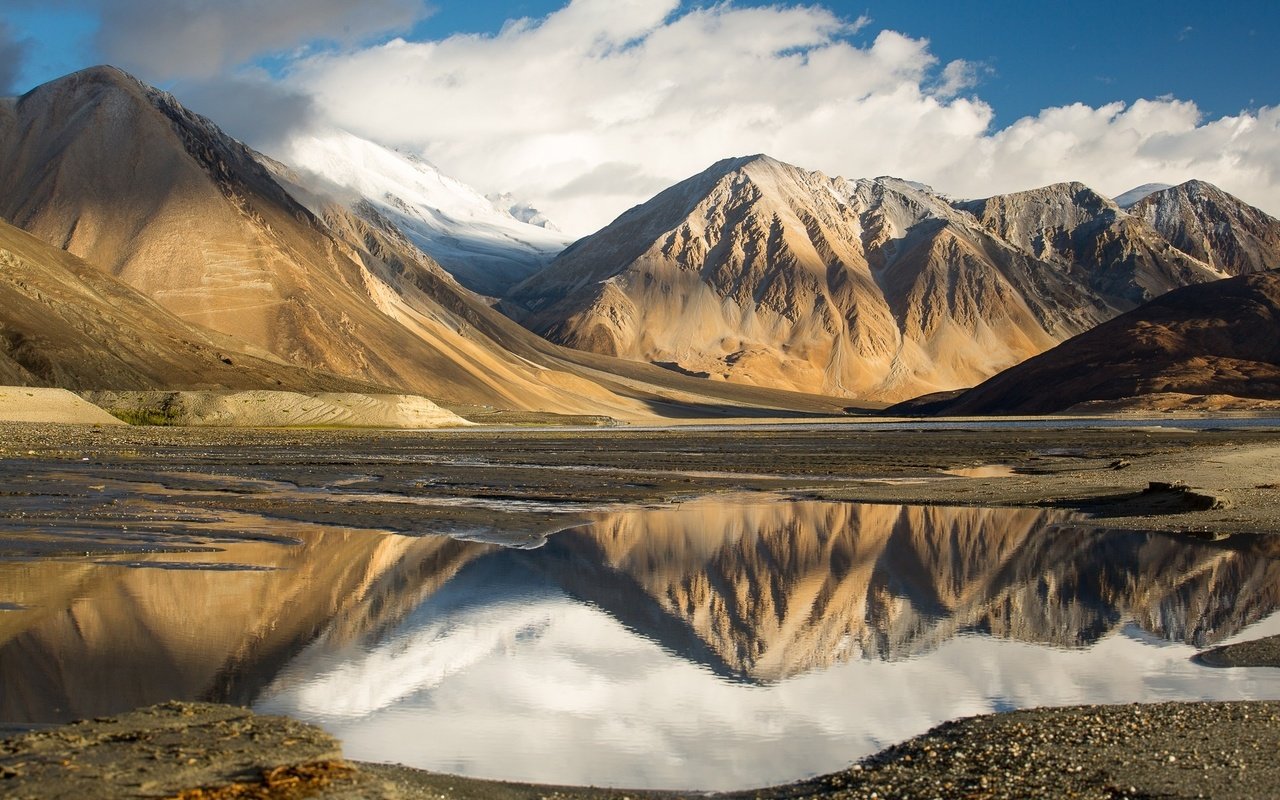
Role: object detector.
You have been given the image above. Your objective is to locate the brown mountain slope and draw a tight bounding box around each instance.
[507,156,1225,401]
[0,67,848,419]
[0,66,597,411]
[942,269,1280,415]
[0,217,374,392]
[1128,180,1280,276]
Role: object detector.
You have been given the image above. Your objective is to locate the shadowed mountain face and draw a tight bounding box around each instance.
[1129,181,1280,277]
[507,157,1270,401]
[7,496,1280,725]
[943,269,1280,415]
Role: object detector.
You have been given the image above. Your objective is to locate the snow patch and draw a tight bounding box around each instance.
[1114,183,1174,209]
[275,129,573,296]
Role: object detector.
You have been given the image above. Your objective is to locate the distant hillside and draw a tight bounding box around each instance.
[940,269,1280,415]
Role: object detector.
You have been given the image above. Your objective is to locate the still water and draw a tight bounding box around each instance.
[3,496,1280,790]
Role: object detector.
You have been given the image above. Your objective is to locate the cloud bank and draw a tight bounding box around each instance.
[28,0,1277,236]
[264,0,1280,236]
[19,0,432,81]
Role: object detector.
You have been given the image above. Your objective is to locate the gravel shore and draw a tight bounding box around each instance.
[4,701,1279,799]
[2,419,1279,797]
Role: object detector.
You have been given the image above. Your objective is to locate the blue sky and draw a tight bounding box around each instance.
[3,1,1279,233]
[6,1,1276,128]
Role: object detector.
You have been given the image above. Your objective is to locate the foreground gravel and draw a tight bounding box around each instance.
[3,702,1278,799]
[744,701,1280,800]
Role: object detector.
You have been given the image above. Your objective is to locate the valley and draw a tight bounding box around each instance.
[1,52,1280,800]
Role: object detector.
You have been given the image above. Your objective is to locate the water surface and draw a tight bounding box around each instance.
[3,495,1280,790]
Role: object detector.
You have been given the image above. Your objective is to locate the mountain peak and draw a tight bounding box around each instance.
[24,65,145,99]
[1128,179,1280,276]
[1174,178,1228,197]
[697,153,802,183]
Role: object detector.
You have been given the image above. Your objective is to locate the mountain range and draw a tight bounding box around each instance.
[506,156,1279,402]
[0,66,846,421]
[1,65,1278,418]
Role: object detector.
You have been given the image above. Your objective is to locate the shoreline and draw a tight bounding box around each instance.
[2,417,1277,537]
[2,419,1279,797]
[4,700,1280,799]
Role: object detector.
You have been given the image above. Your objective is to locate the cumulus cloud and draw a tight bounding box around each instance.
[283,0,957,233]
[949,100,1280,211]
[17,0,433,81]
[0,21,31,94]
[212,0,1277,236]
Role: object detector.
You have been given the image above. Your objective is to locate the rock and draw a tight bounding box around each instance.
[0,702,342,799]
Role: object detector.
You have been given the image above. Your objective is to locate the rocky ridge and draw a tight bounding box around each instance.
[508,156,1280,401]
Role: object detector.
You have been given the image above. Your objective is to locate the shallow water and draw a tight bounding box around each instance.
[4,495,1280,790]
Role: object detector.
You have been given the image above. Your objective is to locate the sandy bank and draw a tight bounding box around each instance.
[0,387,123,425]
[84,390,474,428]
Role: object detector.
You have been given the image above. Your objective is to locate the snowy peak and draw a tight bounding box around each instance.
[486,193,560,231]
[274,129,573,297]
[1114,183,1174,209]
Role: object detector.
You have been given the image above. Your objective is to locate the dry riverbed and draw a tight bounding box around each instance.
[2,418,1280,797]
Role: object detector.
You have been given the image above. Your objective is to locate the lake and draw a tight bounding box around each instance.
[3,495,1280,790]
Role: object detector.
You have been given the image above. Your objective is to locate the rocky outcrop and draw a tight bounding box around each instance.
[1128,180,1280,276]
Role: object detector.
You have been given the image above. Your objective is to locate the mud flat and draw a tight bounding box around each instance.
[1,417,1278,537]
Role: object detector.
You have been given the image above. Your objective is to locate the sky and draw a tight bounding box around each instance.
[3,1,1279,235]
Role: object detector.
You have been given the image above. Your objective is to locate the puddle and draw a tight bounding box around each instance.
[940,464,1019,478]
[3,494,1279,790]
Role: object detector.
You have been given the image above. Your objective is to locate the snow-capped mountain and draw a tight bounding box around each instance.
[486,192,561,231]
[273,129,573,296]
[1113,183,1174,209]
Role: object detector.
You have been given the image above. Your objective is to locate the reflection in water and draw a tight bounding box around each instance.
[3,496,1280,789]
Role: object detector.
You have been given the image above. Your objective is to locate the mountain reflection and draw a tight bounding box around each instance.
[3,495,1280,724]
[535,500,1280,680]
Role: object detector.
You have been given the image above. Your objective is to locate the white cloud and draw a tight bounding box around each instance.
[253,0,1280,236]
